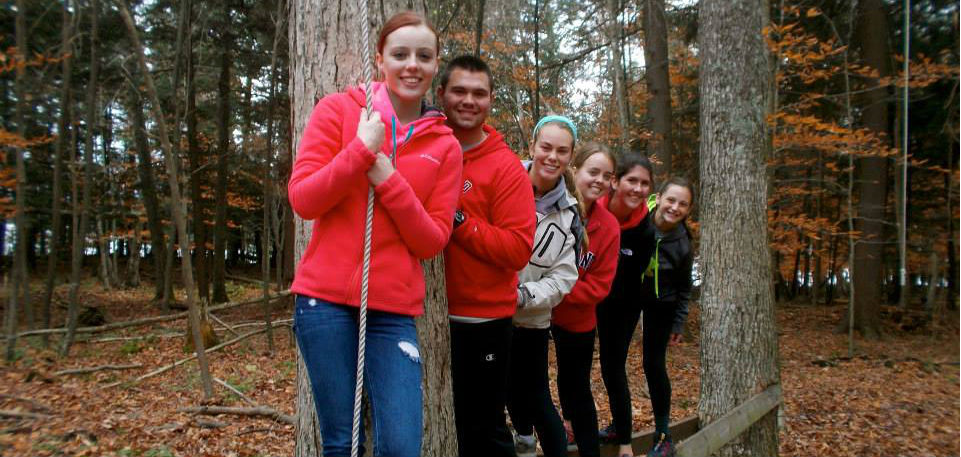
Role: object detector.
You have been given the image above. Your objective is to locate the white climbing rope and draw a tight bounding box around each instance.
[351,0,375,456]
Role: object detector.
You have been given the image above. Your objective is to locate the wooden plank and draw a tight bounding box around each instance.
[675,384,782,457]
[544,415,699,457]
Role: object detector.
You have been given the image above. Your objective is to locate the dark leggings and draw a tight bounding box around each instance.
[552,326,600,457]
[642,304,674,427]
[508,327,568,457]
[595,297,643,445]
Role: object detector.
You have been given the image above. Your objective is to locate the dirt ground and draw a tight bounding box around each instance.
[1,282,958,456]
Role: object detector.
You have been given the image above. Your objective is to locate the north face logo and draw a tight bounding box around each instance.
[463,180,473,193]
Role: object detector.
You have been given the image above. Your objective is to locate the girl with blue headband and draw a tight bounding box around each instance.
[509,115,586,457]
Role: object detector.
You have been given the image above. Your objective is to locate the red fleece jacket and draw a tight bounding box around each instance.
[288,83,463,316]
[552,201,621,332]
[444,125,536,318]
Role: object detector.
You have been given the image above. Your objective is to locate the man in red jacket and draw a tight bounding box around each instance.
[438,55,537,457]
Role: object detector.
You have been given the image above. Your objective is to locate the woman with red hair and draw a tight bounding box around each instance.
[288,11,461,457]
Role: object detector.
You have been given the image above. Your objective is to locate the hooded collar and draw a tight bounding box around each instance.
[523,160,576,215]
[346,83,450,147]
[463,124,504,158]
[599,194,648,230]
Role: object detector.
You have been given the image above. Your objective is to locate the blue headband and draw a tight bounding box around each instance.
[533,115,578,143]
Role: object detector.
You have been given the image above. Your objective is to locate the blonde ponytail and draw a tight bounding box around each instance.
[563,168,590,252]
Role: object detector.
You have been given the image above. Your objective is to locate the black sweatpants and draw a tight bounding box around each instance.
[552,325,600,457]
[642,303,674,428]
[595,297,643,445]
[508,327,568,457]
[450,318,517,457]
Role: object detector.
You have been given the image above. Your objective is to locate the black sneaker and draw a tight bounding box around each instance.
[598,424,618,443]
[646,432,675,457]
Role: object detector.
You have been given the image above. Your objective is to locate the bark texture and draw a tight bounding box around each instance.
[697,0,781,455]
[417,257,458,456]
[128,85,166,302]
[42,0,70,340]
[212,0,233,304]
[606,0,631,152]
[848,0,892,339]
[643,0,673,178]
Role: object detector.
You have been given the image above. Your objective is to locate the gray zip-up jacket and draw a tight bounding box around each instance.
[513,163,580,329]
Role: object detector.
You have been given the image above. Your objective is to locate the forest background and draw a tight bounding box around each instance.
[0,0,958,456]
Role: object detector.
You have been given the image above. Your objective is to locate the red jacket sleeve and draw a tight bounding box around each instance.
[563,224,620,312]
[375,140,463,259]
[288,96,376,220]
[451,164,536,271]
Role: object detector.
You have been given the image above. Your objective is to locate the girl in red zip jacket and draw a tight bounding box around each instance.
[551,142,621,457]
[288,12,462,457]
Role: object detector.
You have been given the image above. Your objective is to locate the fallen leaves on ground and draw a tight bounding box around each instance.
[1,283,957,457]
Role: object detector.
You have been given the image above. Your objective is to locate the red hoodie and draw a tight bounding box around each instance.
[598,194,648,230]
[444,125,536,319]
[288,83,463,316]
[552,201,621,332]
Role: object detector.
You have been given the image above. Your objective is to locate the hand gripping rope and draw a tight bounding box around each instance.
[351,0,374,456]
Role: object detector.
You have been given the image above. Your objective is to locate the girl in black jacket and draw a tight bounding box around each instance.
[638,177,694,457]
[595,154,655,457]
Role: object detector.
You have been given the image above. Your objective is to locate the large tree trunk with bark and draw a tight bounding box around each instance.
[212,1,233,304]
[63,0,99,357]
[42,0,71,343]
[643,0,673,178]
[289,0,456,455]
[697,1,781,456]
[848,0,892,339]
[128,85,167,303]
[184,1,209,304]
[417,257,458,456]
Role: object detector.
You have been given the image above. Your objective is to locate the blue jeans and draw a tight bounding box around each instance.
[294,295,423,457]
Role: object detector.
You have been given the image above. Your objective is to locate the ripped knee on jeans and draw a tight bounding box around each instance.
[397,340,421,363]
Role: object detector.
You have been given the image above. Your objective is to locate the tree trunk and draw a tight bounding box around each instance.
[118,0,214,399]
[42,0,71,345]
[924,249,939,323]
[97,217,112,290]
[947,137,958,310]
[473,0,486,56]
[184,0,209,304]
[607,0,630,152]
[697,1,780,456]
[128,84,166,303]
[812,151,824,306]
[127,218,142,287]
[643,0,673,178]
[849,0,892,340]
[261,0,288,354]
[533,0,541,121]
[212,1,233,304]
[6,0,30,362]
[417,257,458,456]
[289,1,455,454]
[63,0,99,357]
